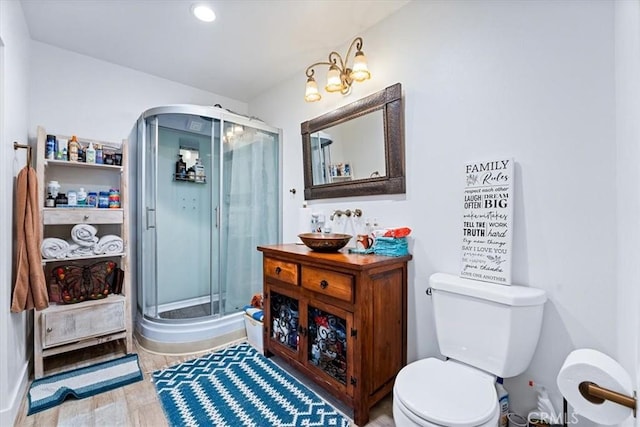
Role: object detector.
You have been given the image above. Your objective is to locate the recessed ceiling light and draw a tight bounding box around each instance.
[192,4,216,22]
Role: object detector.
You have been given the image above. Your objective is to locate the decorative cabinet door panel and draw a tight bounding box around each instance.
[306,299,354,397]
[268,288,300,354]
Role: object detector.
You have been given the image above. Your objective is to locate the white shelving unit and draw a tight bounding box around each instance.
[34,125,132,379]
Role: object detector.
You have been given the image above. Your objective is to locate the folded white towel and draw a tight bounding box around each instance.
[71,224,99,247]
[93,235,124,255]
[41,238,70,259]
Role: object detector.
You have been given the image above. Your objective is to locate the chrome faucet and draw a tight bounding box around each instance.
[330,208,363,221]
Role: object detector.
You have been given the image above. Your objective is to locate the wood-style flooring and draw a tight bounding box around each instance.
[13,338,395,427]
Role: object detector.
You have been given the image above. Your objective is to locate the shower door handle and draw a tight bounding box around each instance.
[146,207,156,229]
[215,206,219,228]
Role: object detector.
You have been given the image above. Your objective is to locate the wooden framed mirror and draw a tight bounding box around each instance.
[301,83,405,200]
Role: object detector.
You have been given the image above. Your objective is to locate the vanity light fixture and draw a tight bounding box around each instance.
[304,37,371,102]
[192,4,216,22]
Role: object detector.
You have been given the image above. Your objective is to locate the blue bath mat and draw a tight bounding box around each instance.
[153,342,349,426]
[28,353,143,415]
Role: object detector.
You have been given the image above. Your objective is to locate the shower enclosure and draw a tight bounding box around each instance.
[129,105,280,352]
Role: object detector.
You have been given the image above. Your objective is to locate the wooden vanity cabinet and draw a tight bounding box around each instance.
[257,244,412,426]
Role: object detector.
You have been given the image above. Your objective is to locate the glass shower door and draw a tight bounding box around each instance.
[220,120,280,313]
[140,116,158,319]
[140,113,220,321]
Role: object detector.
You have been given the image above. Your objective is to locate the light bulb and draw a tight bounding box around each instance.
[305,77,321,102]
[325,65,344,93]
[350,51,370,82]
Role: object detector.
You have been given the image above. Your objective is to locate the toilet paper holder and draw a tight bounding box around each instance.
[579,381,636,417]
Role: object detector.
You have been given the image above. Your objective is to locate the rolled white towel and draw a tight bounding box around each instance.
[41,238,70,259]
[71,224,99,247]
[93,235,124,255]
[67,243,96,258]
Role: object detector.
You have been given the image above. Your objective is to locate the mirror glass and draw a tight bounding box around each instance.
[178,138,201,170]
[301,83,405,200]
[310,109,385,185]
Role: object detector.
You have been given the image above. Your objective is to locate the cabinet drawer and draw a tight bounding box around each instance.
[43,208,123,225]
[42,300,125,348]
[264,257,299,286]
[302,266,353,302]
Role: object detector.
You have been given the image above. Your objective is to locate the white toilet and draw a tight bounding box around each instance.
[393,272,547,427]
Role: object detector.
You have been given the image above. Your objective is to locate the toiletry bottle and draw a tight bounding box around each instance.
[68,135,80,162]
[496,377,509,427]
[95,144,103,164]
[57,138,68,160]
[45,193,55,207]
[46,135,56,160]
[67,190,77,206]
[77,187,87,206]
[175,155,187,179]
[86,142,96,163]
[87,191,98,208]
[195,158,205,183]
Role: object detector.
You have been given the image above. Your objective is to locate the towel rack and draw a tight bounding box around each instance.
[13,142,32,167]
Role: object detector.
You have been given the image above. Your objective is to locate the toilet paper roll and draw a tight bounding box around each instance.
[557,348,633,425]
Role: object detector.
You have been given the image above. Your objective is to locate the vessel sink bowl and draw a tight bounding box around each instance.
[298,233,352,252]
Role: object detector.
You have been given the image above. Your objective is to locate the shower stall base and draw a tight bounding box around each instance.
[157,295,220,319]
[135,312,246,355]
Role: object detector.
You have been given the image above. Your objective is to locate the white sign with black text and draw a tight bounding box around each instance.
[460,158,514,285]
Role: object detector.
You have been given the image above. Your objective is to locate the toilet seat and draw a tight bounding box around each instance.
[394,358,498,426]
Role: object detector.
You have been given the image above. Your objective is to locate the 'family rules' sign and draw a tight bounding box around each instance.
[460,158,514,285]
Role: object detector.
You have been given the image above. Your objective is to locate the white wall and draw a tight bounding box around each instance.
[2,26,247,427]
[615,1,640,426]
[0,1,32,424]
[250,0,618,420]
[29,42,248,143]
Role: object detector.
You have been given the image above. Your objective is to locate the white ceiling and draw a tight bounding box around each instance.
[20,0,410,102]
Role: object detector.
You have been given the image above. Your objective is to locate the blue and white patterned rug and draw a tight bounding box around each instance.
[28,353,143,415]
[153,343,350,427]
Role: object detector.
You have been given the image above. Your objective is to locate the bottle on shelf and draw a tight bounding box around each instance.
[175,155,187,179]
[67,190,77,206]
[108,189,120,208]
[195,158,205,183]
[45,193,55,207]
[68,135,80,162]
[86,142,96,164]
[77,187,87,205]
[96,144,103,164]
[45,135,56,160]
[87,191,98,208]
[47,180,60,198]
[98,191,110,208]
[55,193,67,207]
[57,138,68,161]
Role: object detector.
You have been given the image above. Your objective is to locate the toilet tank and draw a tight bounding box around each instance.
[430,273,546,378]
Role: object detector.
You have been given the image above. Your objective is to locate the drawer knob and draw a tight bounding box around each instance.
[320,280,329,289]
[46,327,52,333]
[275,266,282,275]
[83,215,89,220]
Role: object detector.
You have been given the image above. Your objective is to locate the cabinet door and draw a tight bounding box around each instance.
[306,299,354,397]
[266,286,300,355]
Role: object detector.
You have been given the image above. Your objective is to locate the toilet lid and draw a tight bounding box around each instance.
[394,358,498,427]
